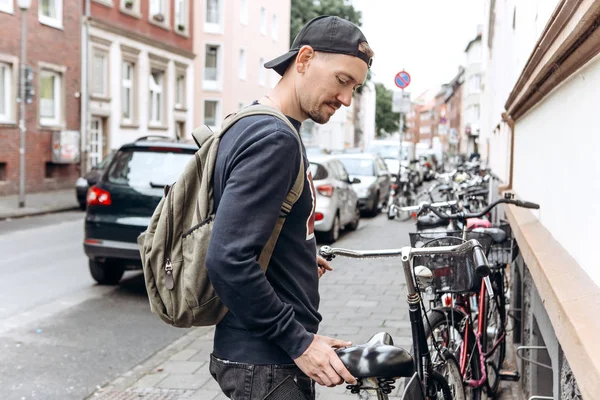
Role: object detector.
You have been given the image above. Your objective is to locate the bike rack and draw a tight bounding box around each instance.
[516,346,552,369]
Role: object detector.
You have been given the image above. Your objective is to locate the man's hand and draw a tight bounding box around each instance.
[317,255,333,279]
[294,335,357,387]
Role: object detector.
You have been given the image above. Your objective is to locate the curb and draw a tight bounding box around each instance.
[0,205,81,221]
[85,327,214,399]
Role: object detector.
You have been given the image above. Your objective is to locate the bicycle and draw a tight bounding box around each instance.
[405,195,539,398]
[320,239,491,399]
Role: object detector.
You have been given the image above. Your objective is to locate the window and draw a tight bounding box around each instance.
[121,61,134,122]
[204,100,219,128]
[260,7,267,35]
[175,72,185,109]
[0,62,11,122]
[271,14,278,41]
[149,70,164,125]
[39,0,63,28]
[175,0,187,32]
[469,74,481,94]
[0,0,14,14]
[240,0,248,24]
[205,0,222,32]
[239,49,246,80]
[420,125,431,135]
[120,0,140,15]
[39,70,62,126]
[92,50,108,97]
[149,0,164,16]
[204,44,222,90]
[269,70,280,88]
[259,57,265,86]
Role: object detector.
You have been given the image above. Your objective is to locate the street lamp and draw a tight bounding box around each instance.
[17,0,31,208]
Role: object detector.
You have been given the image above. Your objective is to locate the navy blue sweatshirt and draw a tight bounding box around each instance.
[205,107,322,364]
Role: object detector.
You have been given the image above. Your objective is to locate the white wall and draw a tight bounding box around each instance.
[359,81,376,151]
[512,52,600,285]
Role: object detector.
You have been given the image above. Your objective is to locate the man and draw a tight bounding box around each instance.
[205,16,374,399]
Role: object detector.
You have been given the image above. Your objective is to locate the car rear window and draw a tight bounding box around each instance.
[339,158,375,176]
[106,148,194,188]
[309,163,328,180]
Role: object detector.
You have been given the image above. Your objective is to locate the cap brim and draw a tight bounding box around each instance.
[264,50,299,76]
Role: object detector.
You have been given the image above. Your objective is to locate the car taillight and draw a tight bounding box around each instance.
[317,184,334,197]
[315,212,324,221]
[425,162,432,168]
[87,186,112,206]
[392,183,398,190]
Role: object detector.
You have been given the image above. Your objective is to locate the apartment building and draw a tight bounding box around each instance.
[193,0,291,131]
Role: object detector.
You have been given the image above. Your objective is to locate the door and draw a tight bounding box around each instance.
[89,117,104,169]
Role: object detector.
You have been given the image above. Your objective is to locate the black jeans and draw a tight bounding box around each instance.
[209,354,315,400]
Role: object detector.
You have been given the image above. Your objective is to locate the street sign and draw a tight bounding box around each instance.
[392,91,411,113]
[394,70,411,89]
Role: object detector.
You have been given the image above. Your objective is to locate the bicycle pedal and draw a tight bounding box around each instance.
[499,370,520,381]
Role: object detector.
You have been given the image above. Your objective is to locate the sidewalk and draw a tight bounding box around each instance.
[0,189,79,220]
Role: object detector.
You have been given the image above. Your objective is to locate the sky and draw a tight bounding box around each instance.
[351,0,485,100]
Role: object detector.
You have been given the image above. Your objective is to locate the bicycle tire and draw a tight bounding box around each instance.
[425,308,483,400]
[480,271,506,396]
[428,369,453,400]
[433,350,466,400]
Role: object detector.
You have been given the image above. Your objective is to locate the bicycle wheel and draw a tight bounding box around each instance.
[425,308,483,400]
[480,270,506,396]
[427,369,453,400]
[433,349,466,400]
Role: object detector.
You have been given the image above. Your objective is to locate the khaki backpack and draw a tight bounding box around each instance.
[137,105,305,328]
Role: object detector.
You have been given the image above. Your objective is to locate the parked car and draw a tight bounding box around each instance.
[309,155,361,243]
[83,137,196,284]
[75,151,115,210]
[336,153,392,216]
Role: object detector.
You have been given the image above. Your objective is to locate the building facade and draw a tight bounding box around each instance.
[461,32,483,155]
[84,0,195,170]
[0,0,81,195]
[193,0,290,131]
[481,0,600,397]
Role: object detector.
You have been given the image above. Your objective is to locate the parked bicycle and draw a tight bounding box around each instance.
[402,195,539,398]
[320,238,492,399]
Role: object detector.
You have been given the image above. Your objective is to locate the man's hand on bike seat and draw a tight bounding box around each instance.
[294,334,358,387]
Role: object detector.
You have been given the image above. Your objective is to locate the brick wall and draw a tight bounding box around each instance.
[0,0,81,195]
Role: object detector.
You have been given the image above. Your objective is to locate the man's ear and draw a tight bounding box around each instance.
[296,45,315,74]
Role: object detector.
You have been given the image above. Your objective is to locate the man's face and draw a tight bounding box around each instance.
[298,51,369,124]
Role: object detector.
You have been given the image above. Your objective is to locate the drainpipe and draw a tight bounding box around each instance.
[80,0,91,175]
[499,112,515,193]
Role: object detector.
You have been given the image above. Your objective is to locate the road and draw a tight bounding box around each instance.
[0,211,189,400]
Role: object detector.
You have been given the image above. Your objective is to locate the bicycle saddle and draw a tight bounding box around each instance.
[472,227,507,243]
[335,332,414,379]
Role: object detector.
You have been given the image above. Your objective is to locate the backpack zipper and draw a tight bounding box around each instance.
[165,183,175,290]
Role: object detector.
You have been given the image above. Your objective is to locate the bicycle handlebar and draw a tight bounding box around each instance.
[422,198,540,221]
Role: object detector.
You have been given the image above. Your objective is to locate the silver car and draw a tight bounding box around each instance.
[309,155,361,243]
[336,153,392,216]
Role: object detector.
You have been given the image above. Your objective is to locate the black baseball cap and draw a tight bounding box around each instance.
[264,15,372,76]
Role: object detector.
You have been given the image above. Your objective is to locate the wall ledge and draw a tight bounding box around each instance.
[505,203,600,399]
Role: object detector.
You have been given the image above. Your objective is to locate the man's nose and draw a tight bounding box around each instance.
[337,89,353,107]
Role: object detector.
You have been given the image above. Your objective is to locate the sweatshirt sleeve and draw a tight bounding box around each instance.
[205,126,314,360]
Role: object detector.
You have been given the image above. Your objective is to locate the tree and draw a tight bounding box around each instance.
[291,0,362,43]
[375,83,400,137]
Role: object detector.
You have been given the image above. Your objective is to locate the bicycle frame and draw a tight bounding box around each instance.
[320,240,486,399]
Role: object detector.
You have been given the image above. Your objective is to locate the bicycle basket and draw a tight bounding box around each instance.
[411,236,483,293]
[484,223,518,267]
[409,231,493,255]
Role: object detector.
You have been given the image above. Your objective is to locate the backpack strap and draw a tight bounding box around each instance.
[223,105,305,271]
